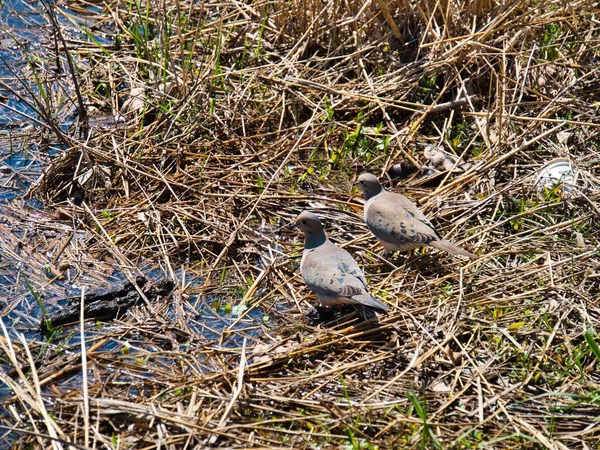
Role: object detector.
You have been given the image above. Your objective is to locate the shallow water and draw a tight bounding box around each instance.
[0,0,121,316]
[1,0,53,204]
[1,0,55,127]
[0,2,274,425]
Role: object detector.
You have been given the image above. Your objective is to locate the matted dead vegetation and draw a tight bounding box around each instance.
[1,0,600,448]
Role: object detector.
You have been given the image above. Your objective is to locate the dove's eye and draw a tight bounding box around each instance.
[302,220,307,225]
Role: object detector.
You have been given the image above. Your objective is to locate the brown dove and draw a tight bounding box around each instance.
[355,173,475,259]
[295,211,389,312]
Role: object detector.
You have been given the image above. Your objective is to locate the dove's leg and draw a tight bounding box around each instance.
[355,306,379,321]
[305,305,336,325]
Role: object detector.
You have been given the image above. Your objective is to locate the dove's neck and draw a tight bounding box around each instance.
[364,185,383,201]
[304,230,327,249]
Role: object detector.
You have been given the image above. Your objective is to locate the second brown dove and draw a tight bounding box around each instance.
[355,173,475,259]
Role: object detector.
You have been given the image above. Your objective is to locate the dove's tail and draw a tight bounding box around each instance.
[429,239,476,260]
[355,295,390,313]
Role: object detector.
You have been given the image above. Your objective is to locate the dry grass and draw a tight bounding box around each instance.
[1,0,600,448]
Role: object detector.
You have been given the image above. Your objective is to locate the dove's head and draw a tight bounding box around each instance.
[355,173,383,200]
[295,211,324,234]
[295,211,327,248]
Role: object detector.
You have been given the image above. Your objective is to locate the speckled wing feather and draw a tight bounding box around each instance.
[365,192,439,250]
[301,241,389,311]
[390,192,441,239]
